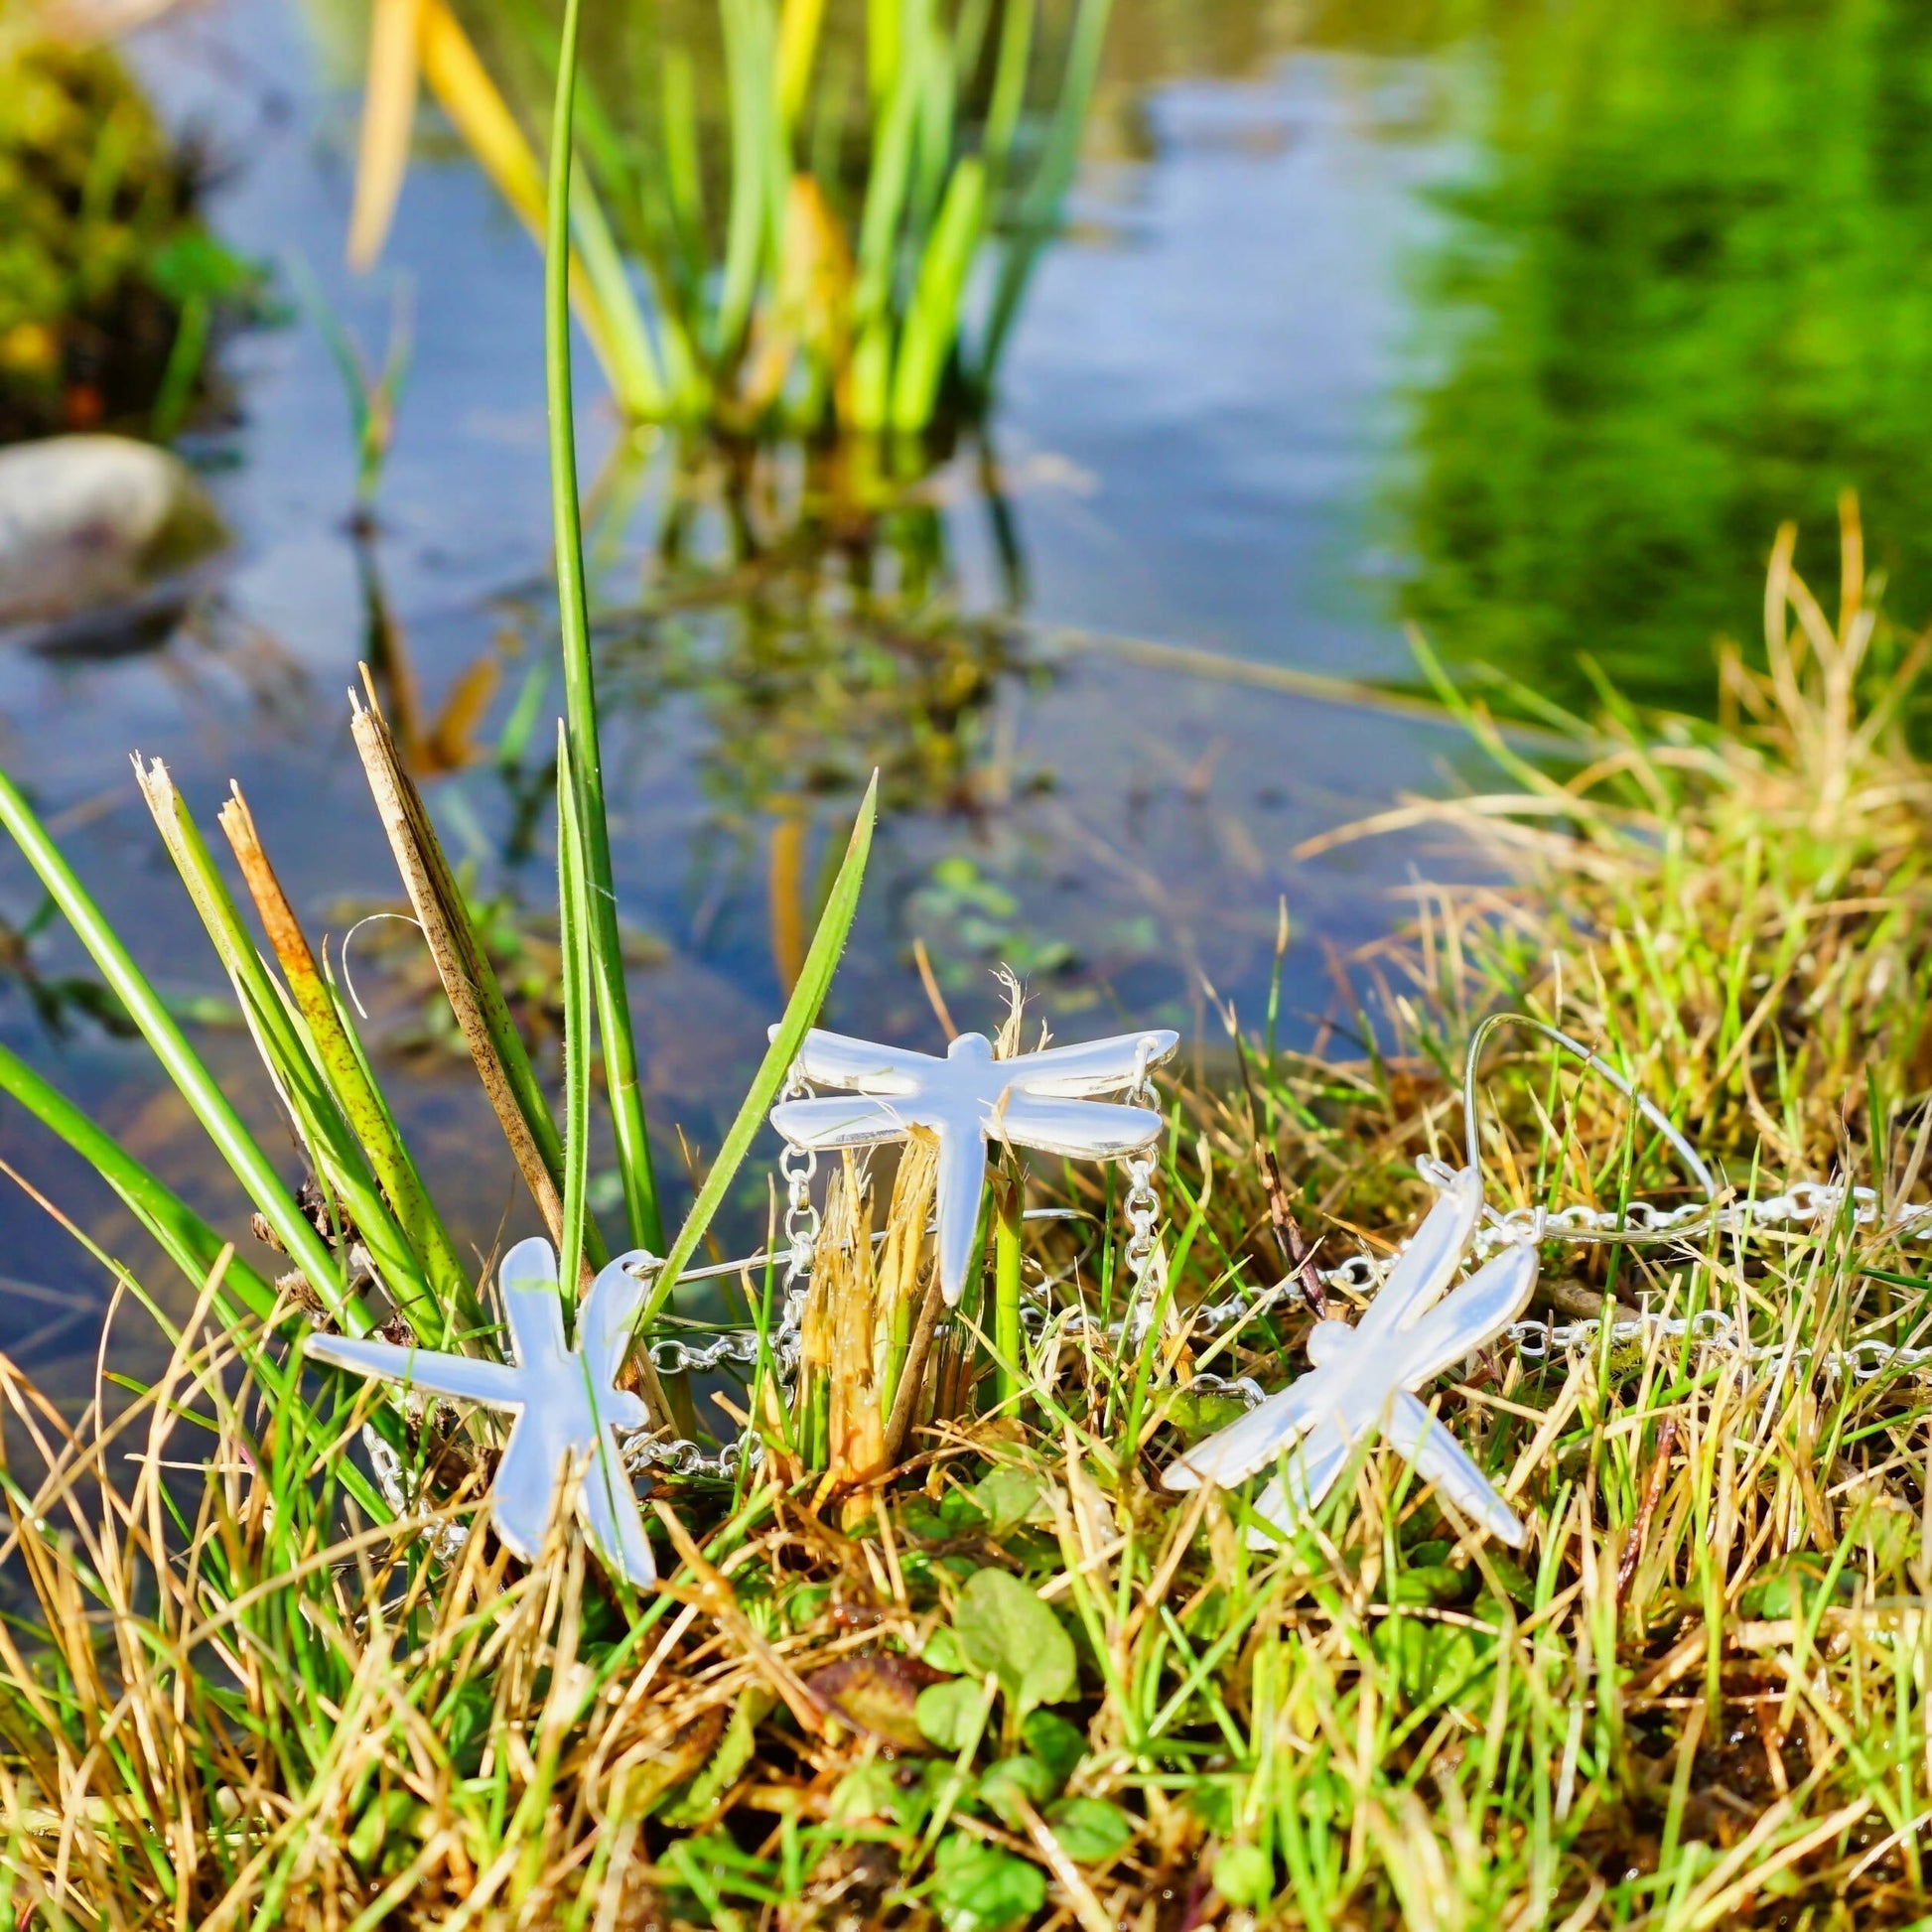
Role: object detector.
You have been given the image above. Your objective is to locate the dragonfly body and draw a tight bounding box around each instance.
[307,1238,657,1586]
[1165,1167,1539,1547]
[770,1025,1179,1304]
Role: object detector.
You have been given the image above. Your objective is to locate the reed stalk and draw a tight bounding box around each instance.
[545,0,663,1259]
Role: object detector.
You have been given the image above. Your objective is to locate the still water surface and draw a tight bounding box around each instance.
[3,0,1915,1383]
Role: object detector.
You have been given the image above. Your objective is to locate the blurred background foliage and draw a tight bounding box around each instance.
[0,3,264,440]
[1395,0,1932,711]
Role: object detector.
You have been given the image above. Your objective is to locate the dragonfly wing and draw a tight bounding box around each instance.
[933,1121,992,1306]
[767,1025,926,1095]
[1243,1421,1353,1548]
[498,1237,571,1373]
[770,1094,911,1152]
[1006,1029,1180,1097]
[305,1333,522,1408]
[1356,1167,1484,1344]
[996,1094,1162,1161]
[1384,1390,1527,1547]
[1393,1241,1539,1390]
[1164,1372,1332,1490]
[577,1440,657,1587]
[486,1410,556,1560]
[580,1251,653,1388]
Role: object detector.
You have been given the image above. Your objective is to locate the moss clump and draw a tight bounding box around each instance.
[0,13,259,441]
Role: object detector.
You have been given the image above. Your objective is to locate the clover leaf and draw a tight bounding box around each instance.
[952,1569,1075,1724]
[932,1834,1045,1932]
[1047,1796,1135,1863]
[916,1676,991,1753]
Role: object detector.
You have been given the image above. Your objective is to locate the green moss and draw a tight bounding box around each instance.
[0,15,260,440]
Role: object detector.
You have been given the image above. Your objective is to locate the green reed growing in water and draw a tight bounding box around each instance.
[350,0,1109,440]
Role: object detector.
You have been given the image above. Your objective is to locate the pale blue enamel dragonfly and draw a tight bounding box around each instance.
[769,1025,1179,1306]
[308,1238,658,1586]
[1164,1167,1539,1547]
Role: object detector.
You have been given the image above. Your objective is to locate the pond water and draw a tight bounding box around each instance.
[3,0,1922,1386]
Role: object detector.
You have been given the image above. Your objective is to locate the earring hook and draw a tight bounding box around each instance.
[1459,1013,1720,1243]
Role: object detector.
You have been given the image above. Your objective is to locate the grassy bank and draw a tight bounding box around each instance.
[4,513,1932,1928]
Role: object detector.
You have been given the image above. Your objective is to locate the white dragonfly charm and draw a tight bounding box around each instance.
[769,1025,1179,1305]
[307,1237,658,1587]
[1164,1167,1539,1547]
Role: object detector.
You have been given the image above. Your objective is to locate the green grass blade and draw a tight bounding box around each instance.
[889,155,984,430]
[555,724,594,1313]
[907,0,953,230]
[847,20,922,427]
[134,760,440,1338]
[0,1039,279,1321]
[547,0,663,1255]
[977,0,1111,384]
[0,765,362,1331]
[638,772,878,1330]
[219,786,481,1341]
[715,0,779,368]
[868,0,901,105]
[568,171,667,416]
[982,0,1035,178]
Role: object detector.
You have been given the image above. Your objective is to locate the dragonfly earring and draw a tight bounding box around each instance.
[769,1023,1179,1305]
[1167,1168,1539,1544]
[1167,1015,1719,1549]
[308,1239,660,1587]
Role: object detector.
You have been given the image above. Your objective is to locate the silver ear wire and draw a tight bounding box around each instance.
[1459,1013,1720,1241]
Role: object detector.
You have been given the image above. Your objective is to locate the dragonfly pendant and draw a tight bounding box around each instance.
[769,1024,1179,1305]
[308,1238,658,1586]
[1165,1168,1539,1547]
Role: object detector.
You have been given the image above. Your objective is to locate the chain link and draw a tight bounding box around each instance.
[779,1060,820,1288]
[1501,1307,1932,1383]
[1118,1040,1167,1348]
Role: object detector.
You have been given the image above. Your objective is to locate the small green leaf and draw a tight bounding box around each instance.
[977,1754,1054,1829]
[953,1569,1076,1720]
[922,1625,965,1674]
[1047,1796,1134,1863]
[915,1677,987,1753]
[444,1683,493,1779]
[829,1761,901,1823]
[932,1834,1045,1932]
[1186,1780,1237,1835]
[969,1468,1043,1536]
[1388,1563,1465,1607]
[1213,1842,1276,1909]
[1170,1387,1251,1441]
[938,1486,988,1534]
[1021,1711,1086,1791]
[347,1790,414,1873]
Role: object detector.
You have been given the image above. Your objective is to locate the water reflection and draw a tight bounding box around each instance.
[1399,0,1932,711]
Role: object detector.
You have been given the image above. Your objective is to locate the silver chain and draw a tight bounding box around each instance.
[372,1172,1932,1517]
[1118,1041,1167,1348]
[615,1172,1932,1468]
[1499,1305,1932,1380]
[779,1062,820,1289]
[1174,1176,1932,1408]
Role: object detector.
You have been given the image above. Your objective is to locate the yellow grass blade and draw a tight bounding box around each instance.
[347,0,424,271]
[776,0,828,129]
[416,0,631,398]
[418,0,544,230]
